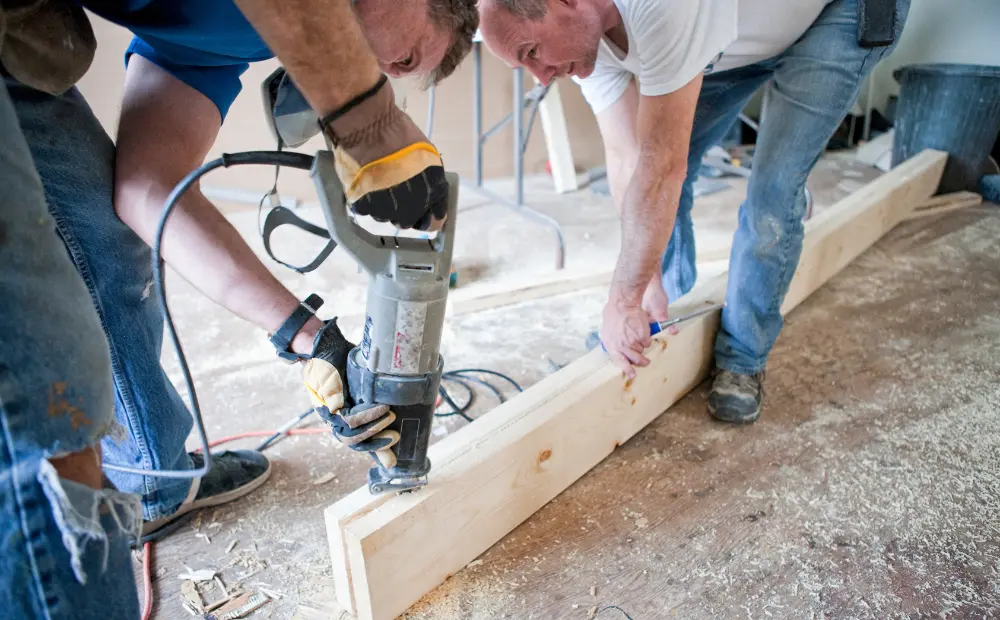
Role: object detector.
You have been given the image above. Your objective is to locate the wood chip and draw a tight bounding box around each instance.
[311,472,337,486]
[587,605,598,618]
[226,540,239,554]
[466,559,483,568]
[178,568,217,582]
[590,585,597,597]
[211,592,252,617]
[180,580,204,614]
[213,591,271,619]
[204,591,239,613]
[215,575,228,598]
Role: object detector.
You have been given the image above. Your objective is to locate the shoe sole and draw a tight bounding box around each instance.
[141,459,273,538]
[707,400,762,424]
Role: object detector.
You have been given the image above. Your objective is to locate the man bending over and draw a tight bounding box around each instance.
[480,0,907,422]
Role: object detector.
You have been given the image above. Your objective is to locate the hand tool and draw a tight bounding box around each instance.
[648,302,724,336]
[600,302,725,352]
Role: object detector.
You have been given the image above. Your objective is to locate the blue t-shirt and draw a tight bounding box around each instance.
[79,1,273,119]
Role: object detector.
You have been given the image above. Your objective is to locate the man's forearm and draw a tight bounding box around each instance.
[116,180,322,354]
[233,0,381,115]
[610,163,684,305]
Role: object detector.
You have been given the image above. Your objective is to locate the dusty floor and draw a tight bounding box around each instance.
[137,154,999,619]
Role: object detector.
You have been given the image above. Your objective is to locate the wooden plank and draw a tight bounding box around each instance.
[903,191,982,221]
[326,149,947,620]
[325,491,392,614]
[537,80,579,193]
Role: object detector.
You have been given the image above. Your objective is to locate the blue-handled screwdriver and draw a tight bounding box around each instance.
[648,302,725,336]
[601,302,724,351]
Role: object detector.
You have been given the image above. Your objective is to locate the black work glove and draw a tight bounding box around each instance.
[302,319,400,460]
[334,142,449,231]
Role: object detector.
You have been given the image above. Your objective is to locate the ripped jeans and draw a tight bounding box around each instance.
[662,0,910,374]
[0,81,141,616]
[7,78,195,521]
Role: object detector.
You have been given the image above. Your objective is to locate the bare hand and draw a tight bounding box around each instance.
[600,296,653,379]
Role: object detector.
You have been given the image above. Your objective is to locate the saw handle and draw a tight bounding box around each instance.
[311,151,458,278]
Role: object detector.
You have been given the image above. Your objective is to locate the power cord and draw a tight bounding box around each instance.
[436,369,523,422]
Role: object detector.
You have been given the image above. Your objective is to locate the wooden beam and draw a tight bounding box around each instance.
[325,149,947,620]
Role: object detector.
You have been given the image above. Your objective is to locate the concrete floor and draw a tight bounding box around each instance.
[137,155,999,619]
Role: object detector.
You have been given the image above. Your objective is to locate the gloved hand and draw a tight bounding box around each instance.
[301,319,400,466]
[334,139,448,231]
[321,75,449,232]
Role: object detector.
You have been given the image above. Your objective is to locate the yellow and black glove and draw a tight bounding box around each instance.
[334,141,448,231]
[302,319,400,463]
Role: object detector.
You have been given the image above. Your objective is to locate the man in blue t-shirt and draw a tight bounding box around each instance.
[5,0,478,546]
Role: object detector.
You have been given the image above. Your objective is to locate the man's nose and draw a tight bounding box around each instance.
[525,62,556,86]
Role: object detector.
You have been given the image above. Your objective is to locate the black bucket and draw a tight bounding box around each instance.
[891,63,1000,193]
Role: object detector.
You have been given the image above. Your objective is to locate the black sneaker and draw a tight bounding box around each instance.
[141,450,271,540]
[708,369,764,423]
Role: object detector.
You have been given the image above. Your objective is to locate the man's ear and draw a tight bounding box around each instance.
[559,0,578,8]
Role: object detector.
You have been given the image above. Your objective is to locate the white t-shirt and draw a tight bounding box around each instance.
[574,0,833,114]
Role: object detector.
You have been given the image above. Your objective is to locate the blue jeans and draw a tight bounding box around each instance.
[0,81,141,617]
[8,79,195,521]
[663,0,910,375]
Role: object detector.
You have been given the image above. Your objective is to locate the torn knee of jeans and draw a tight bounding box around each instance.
[37,458,141,585]
[752,214,782,256]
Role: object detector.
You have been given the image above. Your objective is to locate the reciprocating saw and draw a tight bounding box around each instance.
[311,154,458,494]
[262,67,458,495]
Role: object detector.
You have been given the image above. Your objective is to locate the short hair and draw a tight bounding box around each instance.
[493,0,548,19]
[425,0,480,86]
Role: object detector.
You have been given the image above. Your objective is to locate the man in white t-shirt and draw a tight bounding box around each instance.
[479,0,908,423]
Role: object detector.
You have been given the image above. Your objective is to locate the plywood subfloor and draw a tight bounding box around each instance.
[137,156,1000,619]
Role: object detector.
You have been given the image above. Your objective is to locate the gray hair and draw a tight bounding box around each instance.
[493,0,548,19]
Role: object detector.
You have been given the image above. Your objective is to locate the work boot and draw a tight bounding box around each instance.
[708,369,764,424]
[140,450,271,542]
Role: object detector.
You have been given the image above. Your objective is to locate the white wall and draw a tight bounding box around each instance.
[870,0,1000,114]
